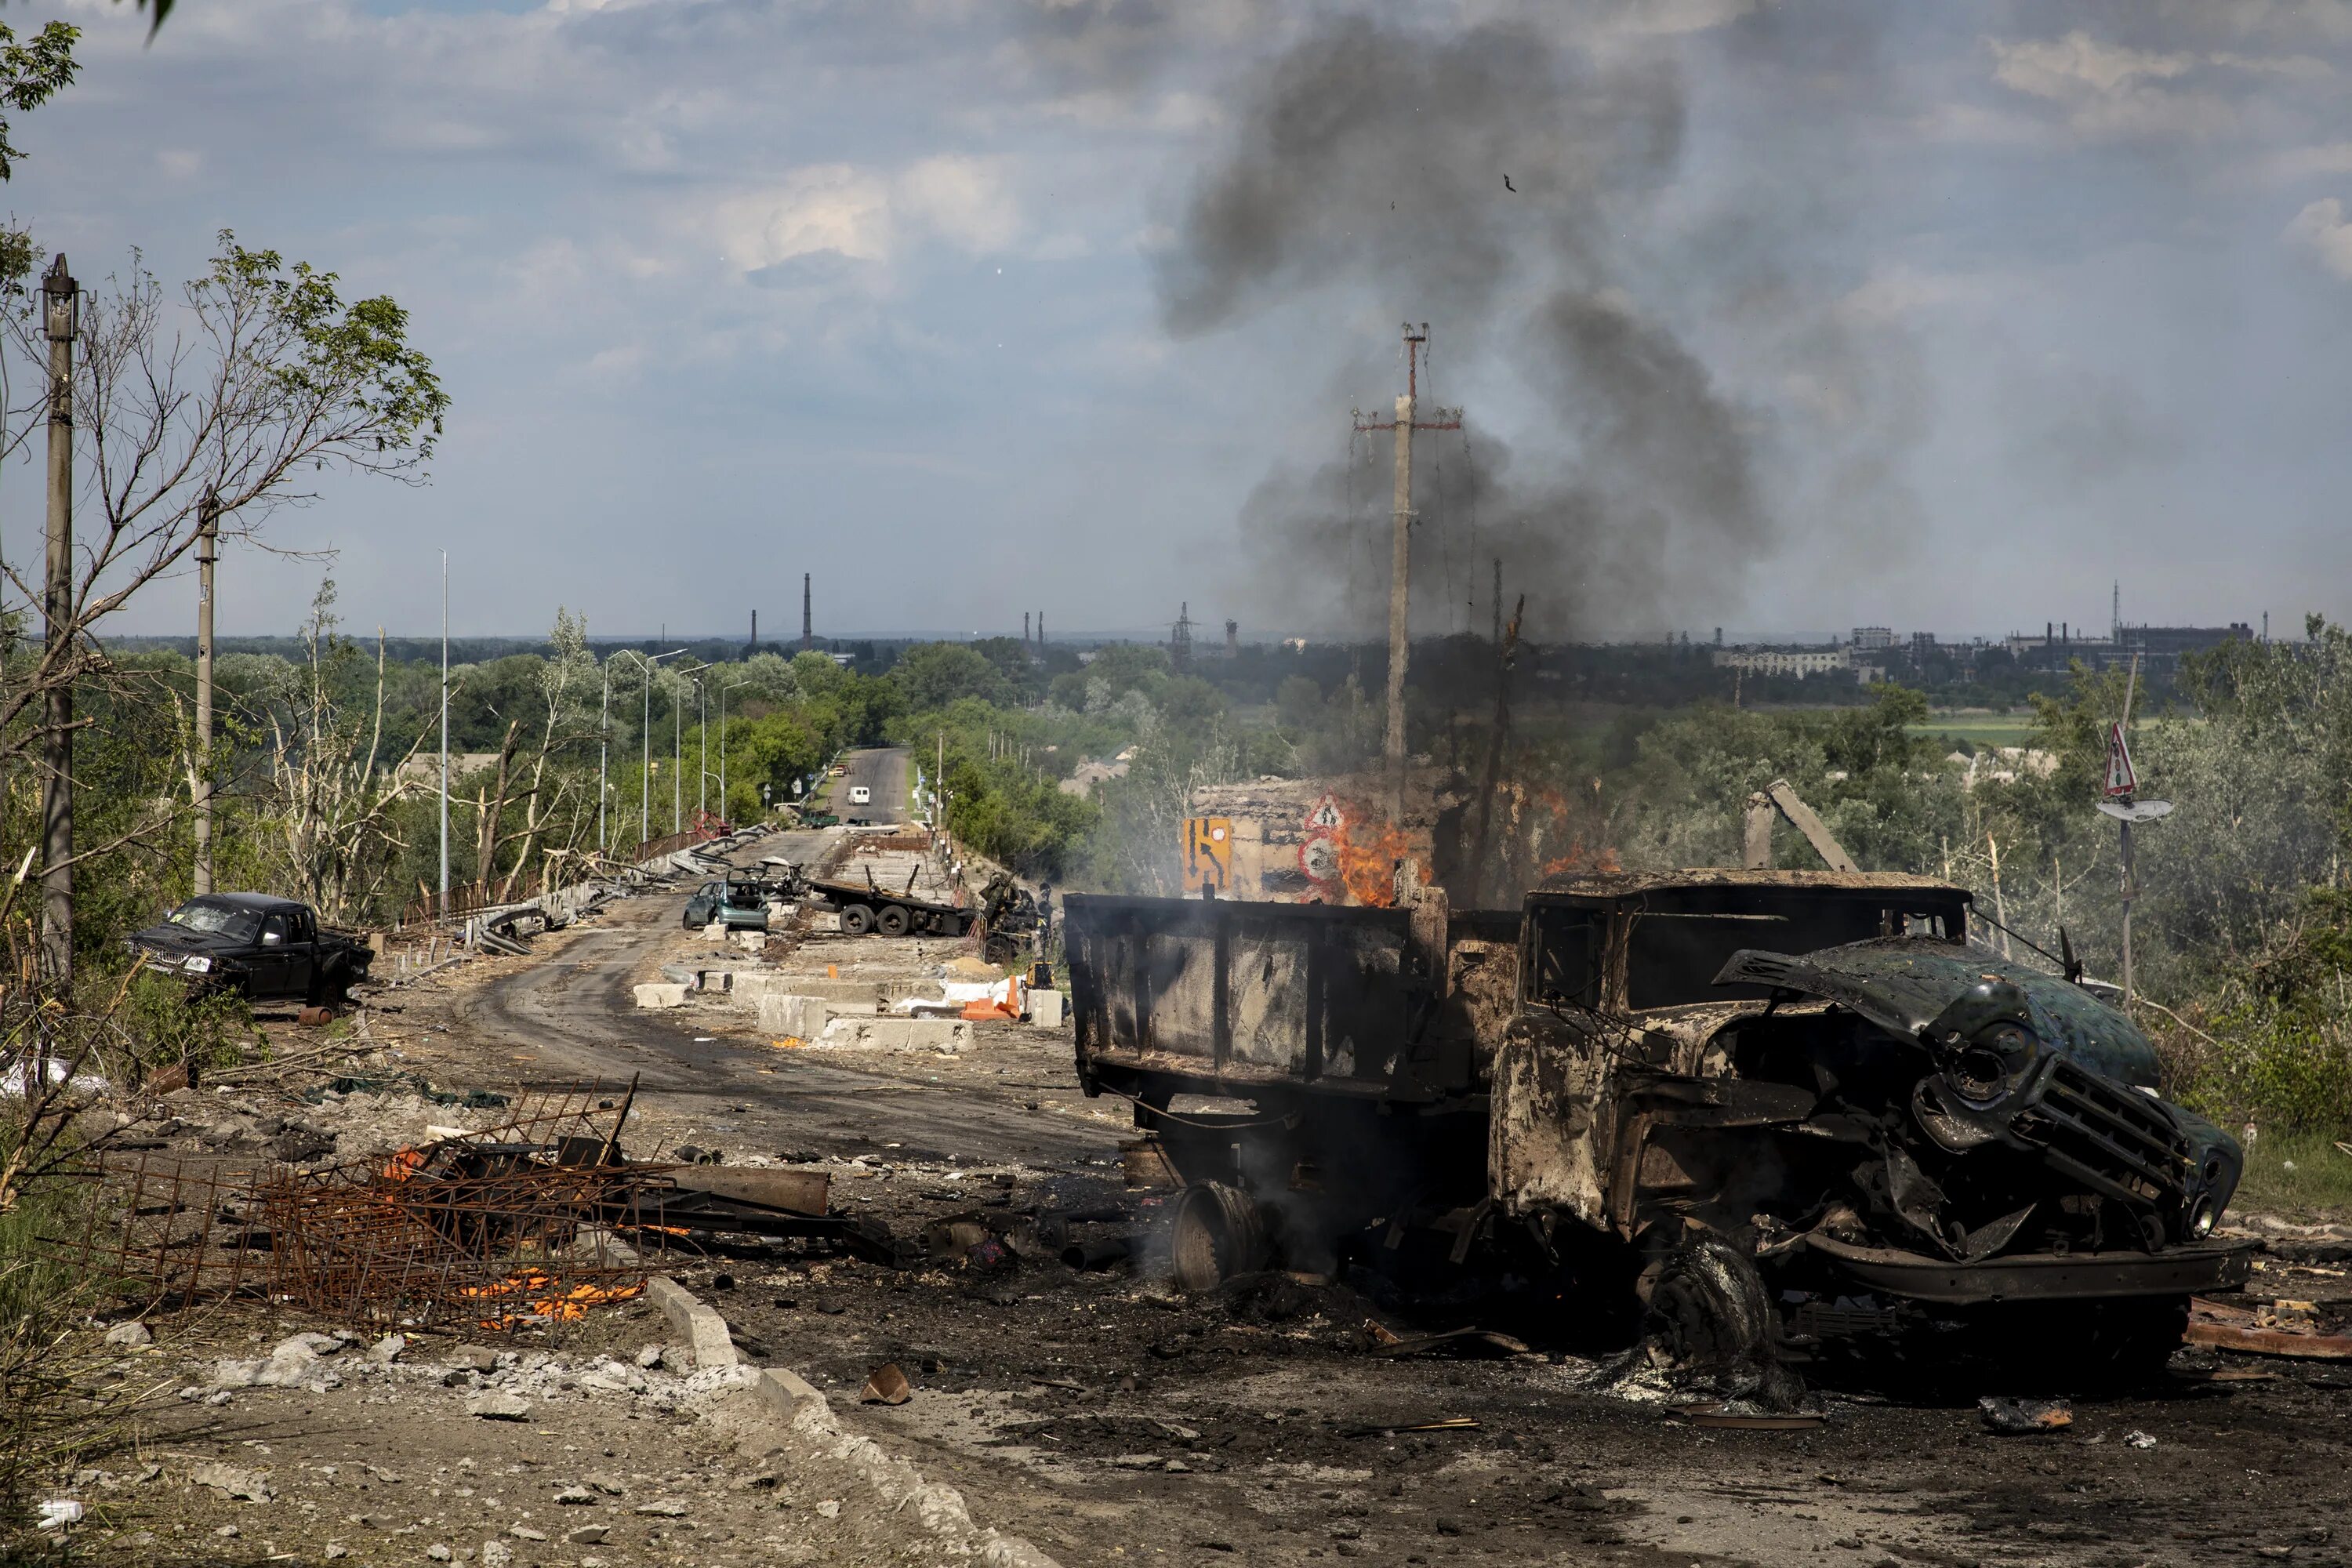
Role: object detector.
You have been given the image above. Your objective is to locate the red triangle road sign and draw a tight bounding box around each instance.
[2103,721,2137,799]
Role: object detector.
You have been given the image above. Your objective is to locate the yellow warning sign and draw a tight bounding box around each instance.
[1181,816,1232,894]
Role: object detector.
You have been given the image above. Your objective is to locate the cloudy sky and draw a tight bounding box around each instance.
[5,0,2352,644]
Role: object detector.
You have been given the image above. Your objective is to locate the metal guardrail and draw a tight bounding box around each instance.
[397,827,719,927]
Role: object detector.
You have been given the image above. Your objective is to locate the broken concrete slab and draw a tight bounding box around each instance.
[633,983,689,1010]
[815,1017,975,1051]
[755,993,831,1039]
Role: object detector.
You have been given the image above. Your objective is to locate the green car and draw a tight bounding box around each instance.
[683,880,769,931]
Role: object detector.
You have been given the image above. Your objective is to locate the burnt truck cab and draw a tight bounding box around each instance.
[1500,869,2250,1363]
[1069,869,2251,1377]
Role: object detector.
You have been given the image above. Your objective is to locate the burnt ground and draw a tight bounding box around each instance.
[79,823,2352,1568]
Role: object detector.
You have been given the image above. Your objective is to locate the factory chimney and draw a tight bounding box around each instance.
[801,574,812,650]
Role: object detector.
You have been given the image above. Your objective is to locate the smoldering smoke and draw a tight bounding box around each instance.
[1152,6,1903,641]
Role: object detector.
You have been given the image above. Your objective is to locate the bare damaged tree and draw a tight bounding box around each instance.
[254,581,429,924]
[498,609,600,901]
[0,235,445,974]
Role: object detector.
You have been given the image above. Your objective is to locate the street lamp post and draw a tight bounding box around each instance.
[696,671,708,825]
[716,677,737,823]
[610,648,685,851]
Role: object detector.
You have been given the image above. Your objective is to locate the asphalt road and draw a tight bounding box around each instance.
[826,745,910,824]
[448,818,1108,1169]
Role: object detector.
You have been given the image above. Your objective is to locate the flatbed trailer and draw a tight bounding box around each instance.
[808,875,976,938]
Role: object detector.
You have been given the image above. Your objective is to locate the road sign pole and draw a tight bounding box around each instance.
[2119,819,2135,1004]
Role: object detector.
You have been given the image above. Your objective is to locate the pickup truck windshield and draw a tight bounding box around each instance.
[166,901,260,942]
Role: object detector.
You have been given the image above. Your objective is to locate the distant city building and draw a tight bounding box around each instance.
[2002,620,2252,672]
[1711,645,1854,681]
[1852,626,1894,652]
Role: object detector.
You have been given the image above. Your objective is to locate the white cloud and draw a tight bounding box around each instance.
[714,165,895,272]
[2283,195,2352,277]
[1987,29,2329,140]
[895,155,1021,254]
[1991,32,2198,100]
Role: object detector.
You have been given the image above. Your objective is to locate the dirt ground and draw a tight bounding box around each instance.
[60,815,2352,1568]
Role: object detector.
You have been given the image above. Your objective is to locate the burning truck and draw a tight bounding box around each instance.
[1063,869,2250,1388]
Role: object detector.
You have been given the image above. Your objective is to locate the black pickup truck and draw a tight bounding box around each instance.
[127,893,372,1006]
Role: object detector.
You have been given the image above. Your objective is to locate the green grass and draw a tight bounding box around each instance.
[1907,711,2042,750]
[2230,1127,2352,1221]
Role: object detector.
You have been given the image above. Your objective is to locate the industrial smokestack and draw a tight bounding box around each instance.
[750,608,757,650]
[1225,619,1238,657]
[1025,611,1032,646]
[802,574,812,650]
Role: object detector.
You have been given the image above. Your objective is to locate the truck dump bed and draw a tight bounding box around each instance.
[1063,895,1520,1104]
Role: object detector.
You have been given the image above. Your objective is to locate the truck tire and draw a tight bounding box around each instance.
[877,905,911,937]
[1171,1182,1271,1292]
[982,932,1018,967]
[1642,1233,1797,1403]
[308,959,350,1009]
[840,904,874,936]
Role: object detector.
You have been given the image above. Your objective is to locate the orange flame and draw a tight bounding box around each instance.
[464,1269,644,1330]
[1329,799,1416,908]
[1538,840,1622,880]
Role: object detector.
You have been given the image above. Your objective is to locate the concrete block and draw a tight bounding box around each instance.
[752,1366,829,1426]
[816,1017,974,1052]
[1027,989,1065,1028]
[757,993,832,1039]
[644,1277,738,1369]
[633,983,689,1010]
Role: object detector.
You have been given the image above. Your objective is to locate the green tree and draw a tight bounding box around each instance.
[891,643,1007,710]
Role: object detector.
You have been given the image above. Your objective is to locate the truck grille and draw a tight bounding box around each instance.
[2024,1057,2188,1207]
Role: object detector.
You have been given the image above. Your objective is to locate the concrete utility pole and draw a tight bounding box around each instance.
[1353,324,1462,818]
[39,256,78,980]
[597,665,609,853]
[439,551,450,904]
[192,488,220,896]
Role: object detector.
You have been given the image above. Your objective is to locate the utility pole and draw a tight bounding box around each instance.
[1353,323,1462,818]
[438,550,450,905]
[696,671,707,824]
[1491,559,1501,645]
[717,678,730,822]
[39,256,78,980]
[597,663,609,853]
[192,488,220,897]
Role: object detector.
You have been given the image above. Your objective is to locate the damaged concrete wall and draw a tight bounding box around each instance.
[1192,768,1451,906]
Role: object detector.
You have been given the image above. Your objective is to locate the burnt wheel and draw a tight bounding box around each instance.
[307,959,352,1009]
[1642,1233,1798,1403]
[839,904,874,936]
[982,932,1018,967]
[877,905,912,937]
